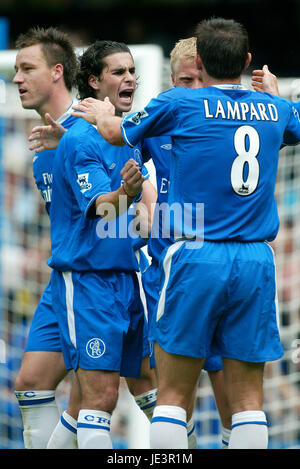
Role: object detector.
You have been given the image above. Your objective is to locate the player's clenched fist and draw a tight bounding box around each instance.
[120,159,144,198]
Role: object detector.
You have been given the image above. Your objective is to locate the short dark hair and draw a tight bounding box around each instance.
[15,27,77,91]
[76,40,132,100]
[195,17,249,79]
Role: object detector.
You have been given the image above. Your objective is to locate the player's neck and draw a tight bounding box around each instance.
[38,89,73,123]
[202,75,242,88]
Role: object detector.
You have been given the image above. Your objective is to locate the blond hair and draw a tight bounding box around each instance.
[170,37,197,75]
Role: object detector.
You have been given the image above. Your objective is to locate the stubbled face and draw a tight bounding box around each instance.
[96,52,136,116]
[172,57,203,89]
[13,44,54,112]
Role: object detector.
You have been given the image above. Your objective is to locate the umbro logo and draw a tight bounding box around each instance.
[160,144,172,150]
[109,163,116,170]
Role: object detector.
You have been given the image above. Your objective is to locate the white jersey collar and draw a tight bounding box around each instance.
[213,83,248,90]
[57,98,78,124]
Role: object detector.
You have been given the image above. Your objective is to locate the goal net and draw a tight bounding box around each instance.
[0,45,299,449]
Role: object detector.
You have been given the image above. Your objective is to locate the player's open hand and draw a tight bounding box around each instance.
[72,97,115,124]
[252,65,280,96]
[28,113,67,152]
[120,159,144,198]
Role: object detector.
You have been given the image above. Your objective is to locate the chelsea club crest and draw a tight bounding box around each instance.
[86,338,106,358]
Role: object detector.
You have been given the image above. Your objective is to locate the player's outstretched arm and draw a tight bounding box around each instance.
[28,113,67,152]
[72,97,125,146]
[252,64,280,96]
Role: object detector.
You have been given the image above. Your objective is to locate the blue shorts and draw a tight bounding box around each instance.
[51,269,144,377]
[25,273,63,353]
[144,257,223,371]
[135,249,152,360]
[150,240,283,363]
[141,259,160,331]
[204,352,223,372]
[140,260,160,369]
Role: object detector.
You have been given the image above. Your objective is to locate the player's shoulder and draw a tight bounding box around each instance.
[157,86,222,107]
[251,90,293,107]
[63,118,100,146]
[291,100,300,115]
[158,86,201,100]
[56,119,103,170]
[255,92,299,120]
[62,113,79,130]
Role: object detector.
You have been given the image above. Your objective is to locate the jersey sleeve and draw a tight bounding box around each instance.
[142,164,150,180]
[121,93,178,147]
[69,139,112,218]
[282,102,300,146]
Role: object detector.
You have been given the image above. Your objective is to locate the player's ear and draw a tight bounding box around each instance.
[244,52,252,71]
[196,54,202,71]
[171,72,175,87]
[88,74,100,91]
[52,63,64,82]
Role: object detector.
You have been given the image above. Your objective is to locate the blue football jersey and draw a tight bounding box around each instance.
[292,100,300,113]
[142,137,172,262]
[48,118,147,272]
[33,101,78,215]
[122,84,300,242]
